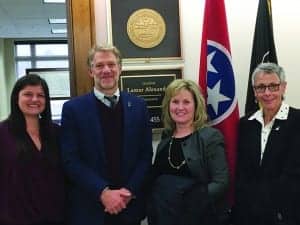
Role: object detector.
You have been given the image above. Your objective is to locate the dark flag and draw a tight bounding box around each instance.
[245,0,278,114]
[199,0,239,205]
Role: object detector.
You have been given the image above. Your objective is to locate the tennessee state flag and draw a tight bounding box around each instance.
[199,0,239,205]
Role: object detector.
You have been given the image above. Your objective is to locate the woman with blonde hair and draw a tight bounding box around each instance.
[147,79,229,225]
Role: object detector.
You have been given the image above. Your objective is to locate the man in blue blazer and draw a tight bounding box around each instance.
[60,45,153,225]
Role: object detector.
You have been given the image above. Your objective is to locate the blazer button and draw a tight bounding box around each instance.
[277,212,283,221]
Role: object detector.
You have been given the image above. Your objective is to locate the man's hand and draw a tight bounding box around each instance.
[119,188,133,205]
[100,188,132,215]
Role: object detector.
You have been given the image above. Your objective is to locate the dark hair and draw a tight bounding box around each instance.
[8,74,52,124]
[6,74,59,163]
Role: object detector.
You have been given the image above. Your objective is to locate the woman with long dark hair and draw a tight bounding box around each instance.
[0,74,65,225]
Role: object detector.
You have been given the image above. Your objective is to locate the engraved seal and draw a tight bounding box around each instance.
[127,8,166,48]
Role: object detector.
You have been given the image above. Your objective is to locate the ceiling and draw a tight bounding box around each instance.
[0,0,67,39]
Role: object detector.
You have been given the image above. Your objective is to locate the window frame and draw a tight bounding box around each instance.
[14,40,69,77]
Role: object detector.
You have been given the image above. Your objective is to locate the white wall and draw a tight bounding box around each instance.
[272,0,300,111]
[96,0,300,116]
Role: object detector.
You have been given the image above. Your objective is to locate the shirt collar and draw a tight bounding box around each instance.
[93,87,120,102]
[249,102,289,123]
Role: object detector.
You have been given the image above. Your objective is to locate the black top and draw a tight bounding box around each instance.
[153,134,192,177]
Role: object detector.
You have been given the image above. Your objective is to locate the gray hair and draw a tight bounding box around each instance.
[251,62,286,86]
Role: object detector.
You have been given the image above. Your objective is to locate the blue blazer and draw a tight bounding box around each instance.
[60,91,153,225]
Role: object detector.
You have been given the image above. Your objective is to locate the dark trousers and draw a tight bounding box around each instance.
[32,222,65,225]
[104,214,140,225]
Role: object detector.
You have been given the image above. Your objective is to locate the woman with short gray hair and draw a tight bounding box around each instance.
[234,62,300,225]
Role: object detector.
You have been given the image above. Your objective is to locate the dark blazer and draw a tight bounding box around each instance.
[148,127,229,225]
[60,92,153,225]
[234,107,300,225]
[156,127,229,200]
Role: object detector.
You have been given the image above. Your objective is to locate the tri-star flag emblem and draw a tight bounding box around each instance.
[206,40,237,125]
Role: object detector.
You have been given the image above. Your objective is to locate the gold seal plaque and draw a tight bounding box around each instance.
[127,8,166,48]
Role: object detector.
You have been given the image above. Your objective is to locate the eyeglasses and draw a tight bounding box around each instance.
[253,83,281,93]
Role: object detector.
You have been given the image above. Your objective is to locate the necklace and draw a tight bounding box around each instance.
[167,137,186,170]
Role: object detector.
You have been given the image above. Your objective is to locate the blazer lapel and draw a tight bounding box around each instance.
[156,136,171,157]
[247,120,262,168]
[121,93,133,132]
[86,93,106,160]
[261,119,284,168]
[120,93,133,159]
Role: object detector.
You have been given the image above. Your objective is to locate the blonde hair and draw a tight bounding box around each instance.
[87,44,122,68]
[161,79,208,131]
